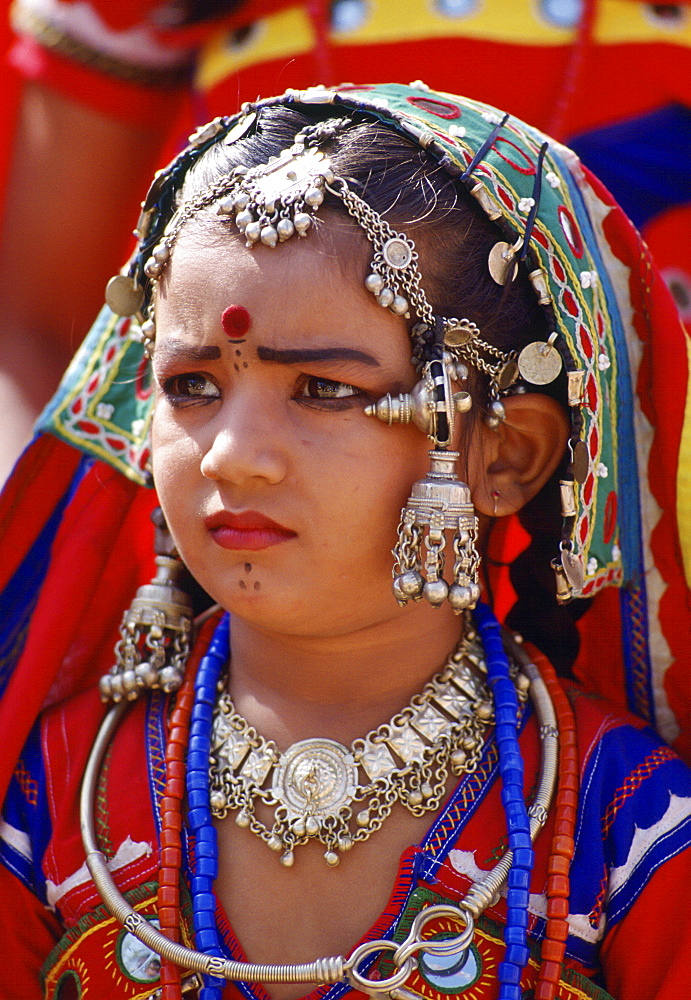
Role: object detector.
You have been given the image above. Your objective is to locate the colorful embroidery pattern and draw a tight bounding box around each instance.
[601,745,677,837]
[14,758,38,807]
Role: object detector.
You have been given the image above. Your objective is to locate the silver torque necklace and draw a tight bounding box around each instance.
[208,632,523,867]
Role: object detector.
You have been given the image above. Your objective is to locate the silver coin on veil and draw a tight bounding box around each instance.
[517,340,562,385]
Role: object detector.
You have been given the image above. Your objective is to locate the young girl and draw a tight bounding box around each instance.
[1,83,690,1000]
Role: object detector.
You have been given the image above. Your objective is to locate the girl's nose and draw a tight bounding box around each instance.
[200,397,288,487]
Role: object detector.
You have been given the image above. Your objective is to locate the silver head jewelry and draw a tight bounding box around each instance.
[105,110,564,611]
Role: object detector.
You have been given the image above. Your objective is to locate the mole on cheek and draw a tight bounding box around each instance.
[222,304,251,342]
[239,579,247,590]
[244,563,252,573]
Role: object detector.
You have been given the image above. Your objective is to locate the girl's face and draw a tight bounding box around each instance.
[151,225,465,637]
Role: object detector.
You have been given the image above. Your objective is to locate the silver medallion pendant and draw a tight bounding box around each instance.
[272,738,358,833]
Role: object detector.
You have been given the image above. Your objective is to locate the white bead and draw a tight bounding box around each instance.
[365,273,384,294]
[377,288,394,308]
[216,196,236,216]
[210,791,226,812]
[304,187,324,207]
[280,850,295,867]
[305,816,320,837]
[423,578,449,605]
[324,851,339,867]
[160,666,182,692]
[135,660,158,688]
[235,810,251,828]
[144,257,162,278]
[294,212,312,234]
[448,583,472,610]
[260,225,278,247]
[235,209,254,233]
[245,221,261,243]
[390,295,408,315]
[399,571,424,597]
[235,209,253,232]
[277,218,295,241]
[392,578,408,605]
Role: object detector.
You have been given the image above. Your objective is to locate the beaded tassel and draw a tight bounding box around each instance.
[158,615,221,1000]
[187,614,232,1000]
[528,647,579,1000]
[474,604,534,1000]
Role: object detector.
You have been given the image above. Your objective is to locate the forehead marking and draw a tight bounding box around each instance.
[222,304,252,341]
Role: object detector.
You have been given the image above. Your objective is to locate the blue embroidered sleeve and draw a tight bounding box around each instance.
[0,719,52,904]
[567,719,691,966]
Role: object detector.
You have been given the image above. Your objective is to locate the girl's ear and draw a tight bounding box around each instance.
[469,393,570,517]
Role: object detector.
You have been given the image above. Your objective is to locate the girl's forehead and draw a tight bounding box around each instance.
[154,232,412,364]
[159,225,374,323]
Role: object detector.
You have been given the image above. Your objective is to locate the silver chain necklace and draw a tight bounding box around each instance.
[208,632,518,867]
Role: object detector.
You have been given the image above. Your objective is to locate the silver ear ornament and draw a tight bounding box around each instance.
[99,508,193,703]
[392,449,481,613]
[365,353,472,440]
[377,357,481,613]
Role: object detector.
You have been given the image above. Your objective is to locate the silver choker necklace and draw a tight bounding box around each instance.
[209,631,526,867]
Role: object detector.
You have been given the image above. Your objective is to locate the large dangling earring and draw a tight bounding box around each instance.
[99,508,194,702]
[392,449,481,612]
[366,354,481,612]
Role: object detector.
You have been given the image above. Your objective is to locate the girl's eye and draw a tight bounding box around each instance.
[162,374,219,405]
[298,376,360,401]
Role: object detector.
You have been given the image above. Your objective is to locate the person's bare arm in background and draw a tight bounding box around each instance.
[0,81,172,481]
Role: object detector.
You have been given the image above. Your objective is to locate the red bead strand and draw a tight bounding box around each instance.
[527,646,579,1000]
[158,614,222,1000]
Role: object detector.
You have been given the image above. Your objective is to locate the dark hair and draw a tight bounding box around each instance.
[177,104,581,673]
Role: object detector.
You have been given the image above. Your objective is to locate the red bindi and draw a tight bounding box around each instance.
[221,304,251,341]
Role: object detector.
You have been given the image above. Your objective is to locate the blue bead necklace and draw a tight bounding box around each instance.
[187,612,231,1000]
[474,602,534,1000]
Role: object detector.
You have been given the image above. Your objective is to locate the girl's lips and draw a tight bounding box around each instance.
[204,511,296,551]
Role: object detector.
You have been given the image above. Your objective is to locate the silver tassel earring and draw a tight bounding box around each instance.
[366,354,481,612]
[392,449,481,611]
[99,507,194,702]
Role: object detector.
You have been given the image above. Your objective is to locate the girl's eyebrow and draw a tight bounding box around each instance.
[256,346,380,367]
[154,341,222,362]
